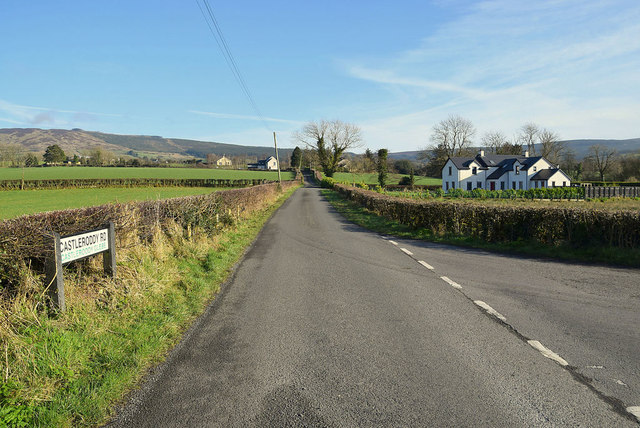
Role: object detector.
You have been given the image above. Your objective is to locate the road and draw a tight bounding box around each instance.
[108,180,640,427]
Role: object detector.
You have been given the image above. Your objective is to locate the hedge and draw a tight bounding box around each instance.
[332,183,640,250]
[0,181,297,293]
[0,178,267,190]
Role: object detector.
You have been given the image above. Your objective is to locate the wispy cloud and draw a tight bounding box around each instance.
[343,0,640,147]
[189,110,303,126]
[0,99,122,127]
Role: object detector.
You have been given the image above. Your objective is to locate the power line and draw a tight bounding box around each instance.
[196,0,270,131]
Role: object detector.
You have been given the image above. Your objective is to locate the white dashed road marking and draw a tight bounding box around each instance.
[626,406,640,422]
[389,240,398,246]
[440,276,462,290]
[418,260,434,270]
[473,300,507,322]
[400,248,413,256]
[527,340,568,366]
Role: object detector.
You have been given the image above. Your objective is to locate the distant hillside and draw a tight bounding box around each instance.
[388,138,640,161]
[0,128,294,160]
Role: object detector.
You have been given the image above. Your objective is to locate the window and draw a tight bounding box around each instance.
[541,182,546,188]
[515,165,520,175]
[446,182,449,190]
[477,181,482,189]
[518,181,523,189]
[452,181,455,189]
[533,166,537,172]
[448,166,452,175]
[500,182,505,190]
[552,181,556,187]
[512,181,516,189]
[534,181,538,188]
[467,182,472,190]
[563,181,566,187]
[472,166,477,175]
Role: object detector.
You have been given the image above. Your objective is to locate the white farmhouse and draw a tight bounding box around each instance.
[216,155,232,167]
[248,155,278,171]
[441,151,572,192]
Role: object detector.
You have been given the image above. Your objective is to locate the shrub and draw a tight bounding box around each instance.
[332,183,640,250]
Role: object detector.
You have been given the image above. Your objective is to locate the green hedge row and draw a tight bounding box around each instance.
[332,183,640,250]
[0,178,267,190]
[0,181,297,291]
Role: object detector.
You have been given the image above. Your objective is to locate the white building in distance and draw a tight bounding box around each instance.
[441,151,572,192]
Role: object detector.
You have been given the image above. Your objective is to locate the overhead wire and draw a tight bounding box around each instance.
[195,0,271,131]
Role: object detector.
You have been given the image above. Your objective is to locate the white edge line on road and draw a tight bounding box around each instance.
[626,406,640,422]
[440,276,462,290]
[473,300,507,322]
[400,248,413,256]
[389,240,398,246]
[527,340,569,366]
[418,260,434,270]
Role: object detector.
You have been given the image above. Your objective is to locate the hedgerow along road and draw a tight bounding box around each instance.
[108,176,640,427]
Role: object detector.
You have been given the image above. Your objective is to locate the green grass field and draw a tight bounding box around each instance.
[0,187,223,220]
[331,172,441,186]
[0,166,295,181]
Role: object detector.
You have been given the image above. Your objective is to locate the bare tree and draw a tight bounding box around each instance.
[519,123,539,155]
[294,119,362,177]
[430,115,476,157]
[481,131,508,154]
[588,145,618,181]
[538,128,564,164]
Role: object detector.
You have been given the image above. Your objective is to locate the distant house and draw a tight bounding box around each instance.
[441,151,571,192]
[216,155,232,167]
[248,156,278,171]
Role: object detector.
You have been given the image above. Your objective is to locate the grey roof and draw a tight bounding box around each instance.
[531,169,558,180]
[448,157,474,170]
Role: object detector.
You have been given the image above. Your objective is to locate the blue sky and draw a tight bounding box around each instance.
[1,0,639,152]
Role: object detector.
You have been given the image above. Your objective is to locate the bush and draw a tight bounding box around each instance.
[0,182,298,293]
[332,183,640,250]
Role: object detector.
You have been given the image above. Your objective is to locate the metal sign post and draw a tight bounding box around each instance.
[45,222,116,312]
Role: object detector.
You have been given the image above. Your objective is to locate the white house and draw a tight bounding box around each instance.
[248,155,278,171]
[441,151,572,192]
[216,155,232,167]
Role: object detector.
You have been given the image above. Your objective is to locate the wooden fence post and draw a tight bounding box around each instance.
[45,232,65,312]
[103,222,116,278]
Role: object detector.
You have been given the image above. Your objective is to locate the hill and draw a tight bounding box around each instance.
[388,138,640,161]
[0,128,294,160]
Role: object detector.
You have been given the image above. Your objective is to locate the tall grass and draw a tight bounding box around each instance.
[0,183,299,426]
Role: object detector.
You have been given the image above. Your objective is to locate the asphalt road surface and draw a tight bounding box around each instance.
[108,180,640,427]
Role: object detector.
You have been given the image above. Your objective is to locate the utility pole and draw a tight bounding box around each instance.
[273,131,282,184]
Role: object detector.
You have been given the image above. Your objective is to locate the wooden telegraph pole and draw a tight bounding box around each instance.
[273,131,282,184]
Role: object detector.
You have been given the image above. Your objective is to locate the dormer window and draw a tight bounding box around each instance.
[472,166,477,175]
[515,165,520,175]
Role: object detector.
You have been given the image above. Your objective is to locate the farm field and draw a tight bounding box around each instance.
[0,187,222,220]
[331,172,441,186]
[384,190,640,211]
[0,166,295,181]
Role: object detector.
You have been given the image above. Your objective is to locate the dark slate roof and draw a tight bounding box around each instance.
[531,169,559,180]
[448,157,474,170]
[520,156,542,170]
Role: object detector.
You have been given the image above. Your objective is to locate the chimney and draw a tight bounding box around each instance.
[479,150,485,157]
[524,150,529,157]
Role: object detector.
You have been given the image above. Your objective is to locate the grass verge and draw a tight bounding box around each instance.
[322,188,640,268]
[0,185,299,427]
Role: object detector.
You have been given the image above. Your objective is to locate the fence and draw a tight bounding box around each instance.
[585,186,640,198]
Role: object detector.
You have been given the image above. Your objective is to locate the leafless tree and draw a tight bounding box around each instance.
[588,145,618,181]
[481,131,508,154]
[538,128,564,164]
[519,122,539,155]
[430,115,476,157]
[294,119,362,177]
